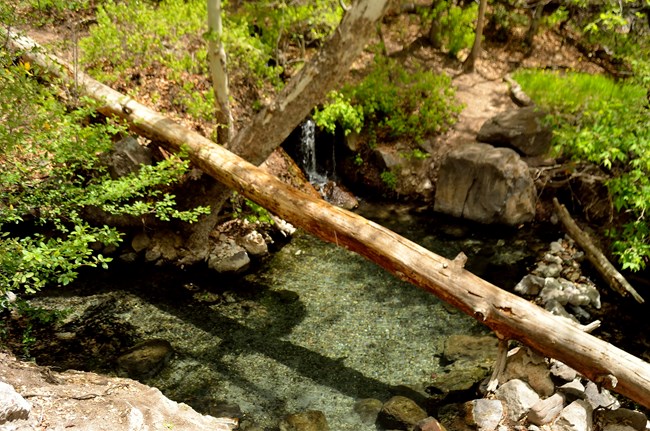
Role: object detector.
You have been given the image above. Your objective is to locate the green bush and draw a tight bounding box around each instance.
[80,0,283,98]
[237,0,341,54]
[380,170,398,190]
[313,91,364,136]
[425,0,478,58]
[514,69,650,270]
[338,56,462,143]
[0,51,207,295]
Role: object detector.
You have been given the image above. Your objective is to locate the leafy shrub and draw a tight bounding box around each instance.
[80,0,283,93]
[514,69,650,270]
[338,56,462,143]
[0,52,207,294]
[380,170,398,190]
[237,0,341,54]
[313,91,364,136]
[425,0,478,57]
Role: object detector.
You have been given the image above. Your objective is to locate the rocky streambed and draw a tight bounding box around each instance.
[1,206,649,431]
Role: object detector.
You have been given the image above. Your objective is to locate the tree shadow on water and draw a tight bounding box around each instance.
[21,262,417,417]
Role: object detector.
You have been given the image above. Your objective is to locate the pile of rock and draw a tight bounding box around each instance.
[514,236,601,323]
[436,345,647,431]
[343,345,647,431]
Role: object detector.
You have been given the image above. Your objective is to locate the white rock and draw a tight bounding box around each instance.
[239,230,268,256]
[495,379,540,422]
[502,348,554,397]
[466,399,504,431]
[528,393,565,425]
[584,381,619,410]
[514,275,545,296]
[549,359,578,382]
[553,400,592,431]
[558,379,586,398]
[0,381,30,424]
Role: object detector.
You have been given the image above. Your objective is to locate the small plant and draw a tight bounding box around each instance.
[424,0,478,58]
[353,153,364,166]
[402,149,431,160]
[230,193,274,225]
[380,170,398,190]
[313,91,364,136]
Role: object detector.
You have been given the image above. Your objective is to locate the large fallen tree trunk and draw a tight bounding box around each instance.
[6,30,650,409]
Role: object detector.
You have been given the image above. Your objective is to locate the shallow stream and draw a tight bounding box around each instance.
[27,203,564,430]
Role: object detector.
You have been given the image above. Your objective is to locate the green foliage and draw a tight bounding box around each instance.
[514,69,650,270]
[513,69,644,114]
[424,0,478,57]
[81,0,207,82]
[237,0,341,54]
[313,91,364,136]
[338,56,462,143]
[230,193,274,225]
[402,149,431,160]
[380,170,398,190]
[80,0,285,94]
[0,50,206,294]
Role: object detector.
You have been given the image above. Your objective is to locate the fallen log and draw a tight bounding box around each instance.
[6,29,650,409]
[553,198,644,304]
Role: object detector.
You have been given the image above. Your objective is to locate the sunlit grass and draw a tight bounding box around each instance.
[512,69,646,114]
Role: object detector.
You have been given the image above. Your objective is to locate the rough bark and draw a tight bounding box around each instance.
[462,0,487,73]
[553,198,644,303]
[7,29,650,410]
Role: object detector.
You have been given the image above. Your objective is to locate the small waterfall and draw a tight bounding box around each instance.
[300,119,328,185]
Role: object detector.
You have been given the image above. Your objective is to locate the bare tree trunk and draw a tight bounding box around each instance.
[8,30,650,409]
[227,0,390,165]
[207,0,234,146]
[524,0,545,49]
[428,1,443,49]
[462,0,487,73]
[183,0,389,263]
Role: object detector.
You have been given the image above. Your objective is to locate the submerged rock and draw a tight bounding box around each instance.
[353,398,383,424]
[377,396,428,430]
[117,339,174,379]
[279,410,330,431]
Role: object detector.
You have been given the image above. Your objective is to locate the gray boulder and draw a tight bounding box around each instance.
[434,143,536,225]
[208,240,251,273]
[477,106,552,157]
[105,136,153,179]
